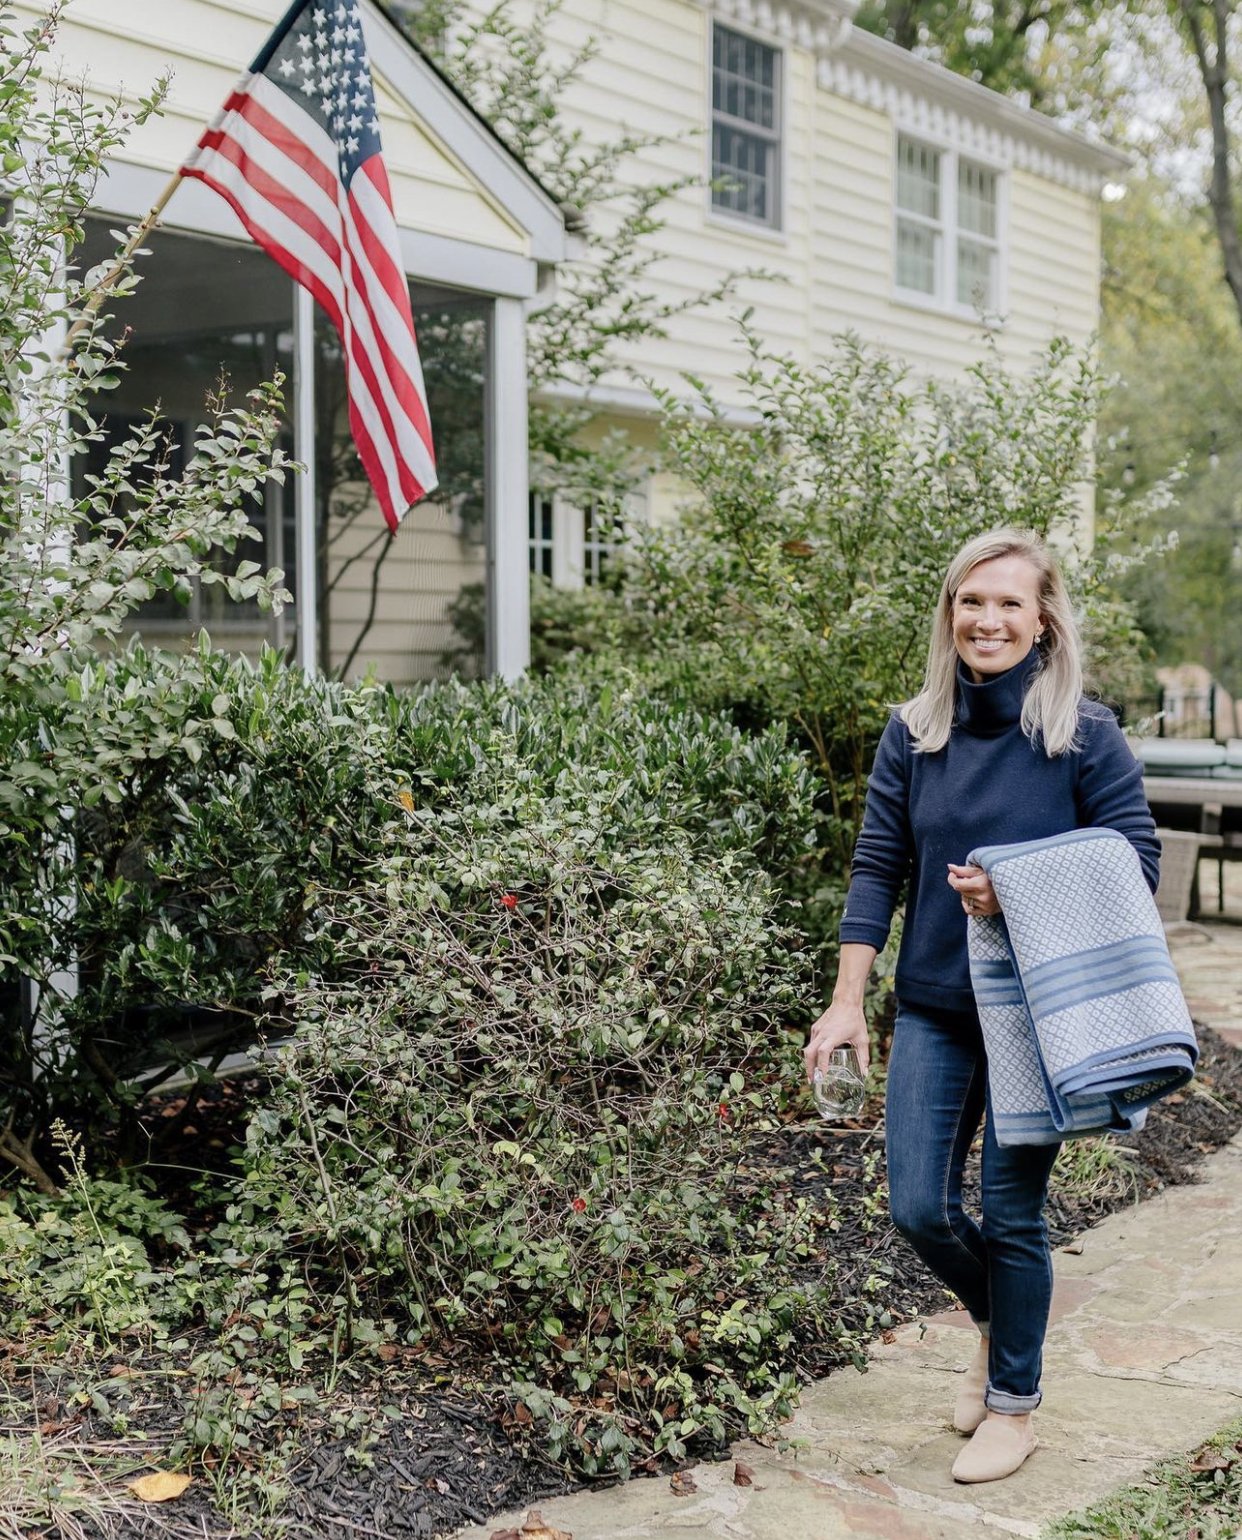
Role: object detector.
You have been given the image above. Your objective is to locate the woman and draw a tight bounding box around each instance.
[805,527,1158,1484]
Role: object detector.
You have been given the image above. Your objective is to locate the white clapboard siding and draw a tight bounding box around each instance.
[17,0,530,255]
[492,0,1108,403]
[325,501,486,682]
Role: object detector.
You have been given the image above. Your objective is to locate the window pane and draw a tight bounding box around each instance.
[71,219,293,639]
[712,124,772,221]
[896,218,938,294]
[896,137,940,221]
[583,502,619,585]
[712,24,777,129]
[958,160,997,239]
[529,492,553,579]
[957,236,997,308]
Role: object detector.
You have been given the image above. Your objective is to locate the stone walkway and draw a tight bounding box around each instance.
[456,922,1242,1540]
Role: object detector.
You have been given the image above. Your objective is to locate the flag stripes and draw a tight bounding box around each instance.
[182,3,436,531]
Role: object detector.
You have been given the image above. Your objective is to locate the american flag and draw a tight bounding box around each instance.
[182,0,437,531]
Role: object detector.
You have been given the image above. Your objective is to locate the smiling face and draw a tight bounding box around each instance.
[951,554,1046,683]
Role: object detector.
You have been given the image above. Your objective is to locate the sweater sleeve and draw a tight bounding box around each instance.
[1075,706,1161,894]
[840,713,913,950]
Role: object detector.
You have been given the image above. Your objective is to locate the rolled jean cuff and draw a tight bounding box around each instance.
[984,1382,1040,1415]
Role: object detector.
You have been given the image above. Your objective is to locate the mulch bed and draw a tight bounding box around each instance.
[8,1025,1241,1540]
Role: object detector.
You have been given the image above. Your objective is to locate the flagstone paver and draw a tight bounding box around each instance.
[453,927,1242,1540]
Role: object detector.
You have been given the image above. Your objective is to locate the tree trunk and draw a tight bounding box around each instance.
[1179,0,1242,330]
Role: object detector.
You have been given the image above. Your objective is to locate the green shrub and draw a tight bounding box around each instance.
[442,575,640,676]
[4,652,826,1158]
[620,325,1162,869]
[0,642,396,1157]
[0,1124,190,1342]
[0,7,287,1188]
[230,685,847,1474]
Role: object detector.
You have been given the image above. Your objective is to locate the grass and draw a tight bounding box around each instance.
[1049,1136,1141,1207]
[1045,1415,1242,1539]
[0,1421,157,1540]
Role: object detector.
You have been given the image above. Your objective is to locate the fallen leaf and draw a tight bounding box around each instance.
[517,1512,573,1540]
[375,1344,399,1362]
[1189,1448,1233,1474]
[128,1471,192,1503]
[1061,1237,1085,1255]
[733,1459,755,1486]
[490,1531,521,1540]
[670,1469,698,1495]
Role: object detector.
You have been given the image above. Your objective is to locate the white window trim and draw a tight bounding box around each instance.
[529,490,555,582]
[706,17,788,239]
[529,490,646,590]
[891,130,1008,325]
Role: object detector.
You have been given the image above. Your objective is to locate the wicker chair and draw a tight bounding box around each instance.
[1154,829,1202,926]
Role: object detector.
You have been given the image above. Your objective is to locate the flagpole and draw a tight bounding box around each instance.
[293,283,318,677]
[60,168,183,354]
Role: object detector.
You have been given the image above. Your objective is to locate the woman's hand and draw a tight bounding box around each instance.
[947,862,1000,917]
[804,999,870,1082]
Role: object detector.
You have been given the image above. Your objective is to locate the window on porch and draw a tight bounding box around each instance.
[72,218,494,683]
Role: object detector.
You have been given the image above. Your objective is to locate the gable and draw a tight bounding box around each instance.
[20,0,565,269]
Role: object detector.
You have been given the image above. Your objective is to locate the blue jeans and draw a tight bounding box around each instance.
[885,1002,1060,1414]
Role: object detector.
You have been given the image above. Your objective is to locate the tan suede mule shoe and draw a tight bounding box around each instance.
[951,1413,1037,1483]
[952,1337,989,1434]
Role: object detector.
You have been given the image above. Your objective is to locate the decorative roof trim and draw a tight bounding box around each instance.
[819,30,1129,194]
[692,0,855,59]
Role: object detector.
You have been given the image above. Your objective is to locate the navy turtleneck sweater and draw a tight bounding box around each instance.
[840,649,1160,1014]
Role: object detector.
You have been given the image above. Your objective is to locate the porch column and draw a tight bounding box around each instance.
[485,295,530,680]
[293,283,319,676]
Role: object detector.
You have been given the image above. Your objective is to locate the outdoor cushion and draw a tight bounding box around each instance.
[1136,738,1225,774]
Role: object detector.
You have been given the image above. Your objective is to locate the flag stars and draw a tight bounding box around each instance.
[345,134,359,154]
[297,32,312,51]
[278,55,295,77]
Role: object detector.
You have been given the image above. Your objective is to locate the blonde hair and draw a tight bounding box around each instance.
[900,528,1083,756]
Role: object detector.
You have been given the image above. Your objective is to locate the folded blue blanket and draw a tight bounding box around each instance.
[966,827,1198,1146]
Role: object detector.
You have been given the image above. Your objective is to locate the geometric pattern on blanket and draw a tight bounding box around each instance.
[967,827,1198,1147]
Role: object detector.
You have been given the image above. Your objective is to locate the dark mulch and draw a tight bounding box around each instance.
[10,1024,1241,1540]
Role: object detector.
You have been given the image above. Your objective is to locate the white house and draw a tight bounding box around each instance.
[517,0,1128,585]
[21,0,570,682]
[25,0,1125,682]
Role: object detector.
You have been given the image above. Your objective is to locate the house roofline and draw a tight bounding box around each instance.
[828,29,1130,184]
[363,0,574,262]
